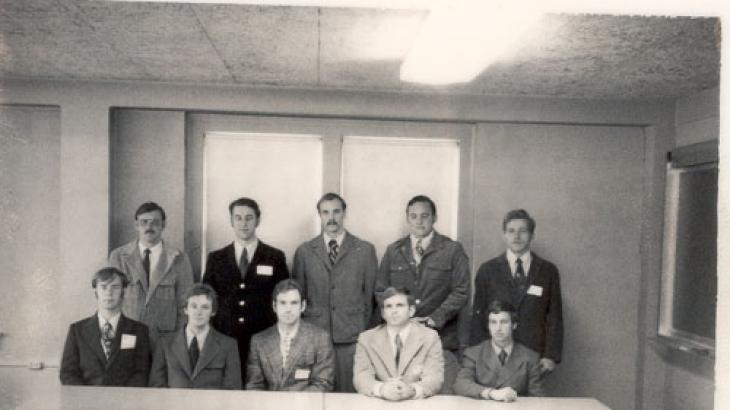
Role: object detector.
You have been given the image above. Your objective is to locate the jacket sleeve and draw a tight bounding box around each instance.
[275,249,290,281]
[222,340,243,390]
[301,331,335,392]
[201,252,217,288]
[127,324,152,387]
[453,347,487,398]
[292,247,307,300]
[352,335,378,396]
[148,341,168,387]
[543,264,564,362]
[527,355,545,397]
[429,244,470,329]
[412,331,444,397]
[59,324,84,385]
[244,336,267,390]
[469,265,489,346]
[174,254,195,330]
[361,243,379,328]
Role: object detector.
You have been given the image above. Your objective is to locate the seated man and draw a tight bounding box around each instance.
[60,267,151,386]
[246,279,335,391]
[353,287,443,400]
[454,300,544,401]
[149,283,242,389]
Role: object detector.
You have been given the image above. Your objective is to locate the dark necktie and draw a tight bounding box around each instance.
[328,239,338,266]
[515,258,527,293]
[414,239,425,264]
[395,333,403,368]
[142,248,151,285]
[101,321,114,360]
[189,336,200,370]
[239,247,249,280]
[498,349,508,366]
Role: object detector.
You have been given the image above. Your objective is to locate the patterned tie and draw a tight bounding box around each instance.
[101,321,114,360]
[498,349,508,366]
[189,336,200,370]
[328,239,338,266]
[515,258,527,293]
[395,333,403,368]
[142,248,151,285]
[281,333,292,369]
[239,247,249,280]
[414,239,425,264]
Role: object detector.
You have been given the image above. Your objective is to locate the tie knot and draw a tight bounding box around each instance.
[516,258,522,266]
[144,248,151,256]
[328,239,337,249]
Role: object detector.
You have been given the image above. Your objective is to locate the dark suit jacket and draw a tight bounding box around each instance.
[292,232,378,344]
[376,232,470,350]
[245,321,335,392]
[203,240,289,381]
[149,327,242,389]
[59,314,151,386]
[454,341,544,398]
[469,253,563,362]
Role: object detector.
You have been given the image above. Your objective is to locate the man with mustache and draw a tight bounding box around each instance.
[109,202,194,343]
[292,192,378,392]
[469,209,563,377]
[203,197,289,385]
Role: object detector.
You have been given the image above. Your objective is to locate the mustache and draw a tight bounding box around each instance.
[326,221,339,226]
[145,229,155,234]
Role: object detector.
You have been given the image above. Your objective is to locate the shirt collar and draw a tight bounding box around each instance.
[491,339,514,357]
[138,240,163,255]
[186,324,210,349]
[386,322,412,347]
[277,321,301,340]
[506,249,531,267]
[97,311,121,332]
[234,238,258,257]
[323,230,346,248]
[410,230,435,250]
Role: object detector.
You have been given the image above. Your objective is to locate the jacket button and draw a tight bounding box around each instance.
[239,283,246,289]
[239,300,245,306]
[238,317,245,323]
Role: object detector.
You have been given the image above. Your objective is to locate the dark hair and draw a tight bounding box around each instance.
[316,192,347,212]
[135,202,166,221]
[502,209,535,234]
[272,279,304,302]
[228,197,261,219]
[91,267,129,289]
[378,286,416,309]
[486,300,519,324]
[183,283,219,314]
[406,195,437,219]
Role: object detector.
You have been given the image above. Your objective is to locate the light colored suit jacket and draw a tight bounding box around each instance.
[246,321,335,391]
[353,322,444,397]
[149,327,242,389]
[453,340,544,398]
[109,240,194,338]
[293,232,378,344]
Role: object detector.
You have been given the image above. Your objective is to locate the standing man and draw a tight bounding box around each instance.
[109,202,194,342]
[293,192,378,392]
[60,267,151,386]
[469,209,563,376]
[246,279,335,391]
[203,197,289,385]
[376,195,470,393]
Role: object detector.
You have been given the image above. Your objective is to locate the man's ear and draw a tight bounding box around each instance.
[301,299,307,313]
[408,305,416,318]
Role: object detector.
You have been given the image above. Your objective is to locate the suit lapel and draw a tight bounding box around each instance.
[281,324,307,382]
[262,329,284,385]
[310,236,333,272]
[124,245,148,292]
[172,329,193,380]
[398,324,425,375]
[495,345,522,387]
[499,254,526,307]
[147,244,179,303]
[225,243,239,277]
[371,326,398,378]
[81,315,108,366]
[480,342,504,386]
[193,330,221,379]
[105,315,131,367]
[397,238,419,277]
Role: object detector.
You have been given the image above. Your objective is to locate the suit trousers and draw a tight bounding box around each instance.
[333,342,356,393]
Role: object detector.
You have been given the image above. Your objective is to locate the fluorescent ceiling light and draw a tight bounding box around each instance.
[400,0,544,85]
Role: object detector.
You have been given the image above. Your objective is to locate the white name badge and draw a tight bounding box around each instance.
[527,285,543,297]
[120,334,137,349]
[294,368,311,380]
[256,265,273,276]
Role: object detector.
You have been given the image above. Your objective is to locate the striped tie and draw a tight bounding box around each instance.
[328,240,338,265]
[101,322,114,360]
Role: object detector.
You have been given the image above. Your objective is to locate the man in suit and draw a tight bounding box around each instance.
[353,287,443,400]
[60,267,151,386]
[203,197,289,384]
[375,195,470,393]
[246,279,335,391]
[292,192,378,392]
[109,202,194,343]
[149,283,242,389]
[455,300,544,401]
[469,209,563,375]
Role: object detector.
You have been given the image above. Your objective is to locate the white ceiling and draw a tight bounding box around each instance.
[0,0,720,98]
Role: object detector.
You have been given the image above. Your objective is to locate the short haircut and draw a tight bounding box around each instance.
[272,279,305,302]
[378,286,416,309]
[183,283,219,314]
[135,202,166,221]
[502,209,536,234]
[316,192,347,212]
[91,267,129,289]
[406,195,437,219]
[228,197,261,219]
[486,300,519,324]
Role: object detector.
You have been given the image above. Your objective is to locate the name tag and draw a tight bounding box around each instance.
[294,368,311,380]
[120,334,137,349]
[256,265,273,276]
[527,285,543,297]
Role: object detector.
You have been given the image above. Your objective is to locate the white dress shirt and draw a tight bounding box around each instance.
[234,238,259,266]
[410,230,434,264]
[138,240,163,274]
[506,249,532,278]
[185,324,210,351]
[323,230,345,249]
[277,322,300,368]
[97,311,121,355]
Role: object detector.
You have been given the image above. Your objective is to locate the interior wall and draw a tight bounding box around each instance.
[0,78,678,409]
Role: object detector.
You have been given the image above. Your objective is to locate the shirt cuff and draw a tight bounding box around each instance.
[372,382,384,398]
[412,384,425,399]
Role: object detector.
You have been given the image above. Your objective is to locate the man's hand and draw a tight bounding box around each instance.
[381,379,409,401]
[539,358,556,375]
[413,316,436,328]
[489,387,518,402]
